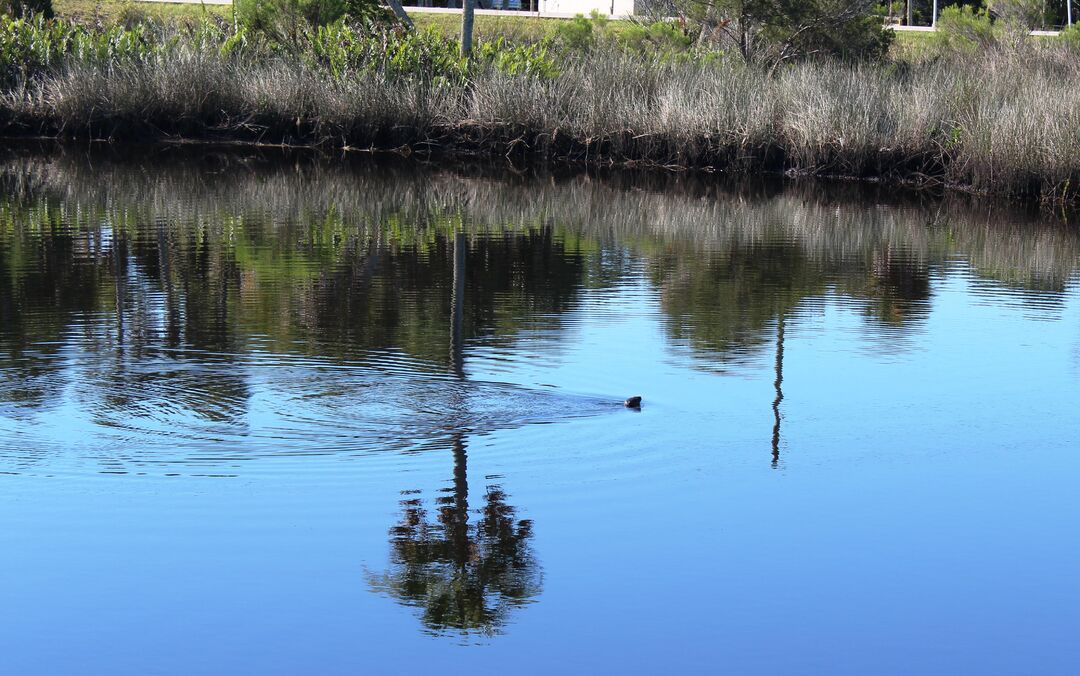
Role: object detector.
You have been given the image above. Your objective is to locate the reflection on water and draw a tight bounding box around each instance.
[772,314,785,468]
[1,146,1080,660]
[3,149,1077,463]
[1,150,1078,455]
[368,434,541,638]
[0,153,618,463]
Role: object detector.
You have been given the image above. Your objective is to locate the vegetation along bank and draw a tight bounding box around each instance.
[2,0,1079,207]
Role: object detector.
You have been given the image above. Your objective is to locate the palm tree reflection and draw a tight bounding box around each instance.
[368,433,542,636]
[369,235,541,636]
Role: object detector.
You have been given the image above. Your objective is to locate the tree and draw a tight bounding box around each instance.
[988,0,1048,29]
[646,0,893,65]
[235,0,394,49]
[1,0,53,18]
[367,435,542,635]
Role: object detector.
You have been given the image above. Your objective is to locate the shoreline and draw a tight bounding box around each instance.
[3,26,1077,212]
[1,130,1069,214]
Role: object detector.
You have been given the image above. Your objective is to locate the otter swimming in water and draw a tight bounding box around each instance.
[624,396,642,408]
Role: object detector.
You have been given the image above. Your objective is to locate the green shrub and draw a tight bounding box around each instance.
[795,13,895,61]
[552,14,594,52]
[662,0,893,64]
[235,0,381,48]
[616,20,693,56]
[308,23,468,82]
[1060,24,1080,54]
[476,38,558,78]
[932,5,997,52]
[308,23,558,83]
[115,2,154,30]
[987,0,1047,30]
[0,14,63,83]
[0,14,163,86]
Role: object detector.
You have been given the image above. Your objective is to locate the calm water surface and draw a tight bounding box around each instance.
[1,149,1079,673]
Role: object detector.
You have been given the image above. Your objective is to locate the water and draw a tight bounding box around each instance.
[1,147,1079,673]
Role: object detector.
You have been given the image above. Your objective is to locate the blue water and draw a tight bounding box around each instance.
[0,151,1078,673]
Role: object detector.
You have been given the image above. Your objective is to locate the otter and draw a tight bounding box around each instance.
[624,396,642,408]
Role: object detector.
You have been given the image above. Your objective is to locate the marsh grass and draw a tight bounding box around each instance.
[1,19,1078,206]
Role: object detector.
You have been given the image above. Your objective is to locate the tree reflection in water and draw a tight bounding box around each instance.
[370,235,541,636]
[368,434,541,637]
[3,151,1078,467]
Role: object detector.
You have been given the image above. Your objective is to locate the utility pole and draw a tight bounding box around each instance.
[932,0,938,27]
[771,314,785,468]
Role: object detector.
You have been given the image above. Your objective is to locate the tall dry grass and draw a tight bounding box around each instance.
[2,42,1079,206]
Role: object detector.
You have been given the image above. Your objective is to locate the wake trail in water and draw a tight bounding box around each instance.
[0,354,619,474]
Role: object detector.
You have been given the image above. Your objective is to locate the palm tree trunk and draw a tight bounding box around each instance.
[385,0,413,28]
[461,0,476,58]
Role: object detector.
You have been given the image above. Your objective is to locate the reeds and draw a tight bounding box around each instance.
[1,21,1078,206]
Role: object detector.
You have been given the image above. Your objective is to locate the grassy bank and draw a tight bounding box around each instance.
[51,0,620,38]
[1,15,1079,207]
[54,0,230,24]
[410,11,643,43]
